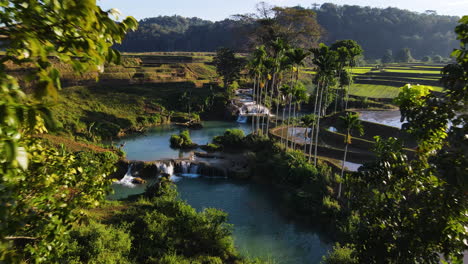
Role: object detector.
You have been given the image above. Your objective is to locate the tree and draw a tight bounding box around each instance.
[0,1,137,262]
[343,17,468,263]
[213,47,244,89]
[301,114,316,154]
[310,43,339,165]
[422,55,432,63]
[433,54,444,63]
[248,45,267,134]
[330,40,363,110]
[238,3,323,49]
[338,112,363,199]
[395,47,414,63]
[381,49,394,64]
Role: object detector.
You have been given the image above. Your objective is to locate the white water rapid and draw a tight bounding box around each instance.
[116,164,136,188]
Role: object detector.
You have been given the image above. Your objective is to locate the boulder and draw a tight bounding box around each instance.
[132,177,146,184]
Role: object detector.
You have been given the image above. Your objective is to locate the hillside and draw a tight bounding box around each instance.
[117,4,459,59]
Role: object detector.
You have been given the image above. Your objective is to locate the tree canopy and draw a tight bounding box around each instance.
[116,4,459,58]
[341,16,468,263]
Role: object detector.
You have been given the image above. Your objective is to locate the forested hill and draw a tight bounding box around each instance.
[117,3,460,59]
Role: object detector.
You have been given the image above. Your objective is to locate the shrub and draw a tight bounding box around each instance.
[60,221,132,264]
[116,184,239,264]
[170,130,196,149]
[422,56,432,63]
[201,143,223,152]
[213,129,245,148]
[321,244,358,264]
[432,54,443,63]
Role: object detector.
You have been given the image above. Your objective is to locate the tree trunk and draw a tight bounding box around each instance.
[281,100,287,147]
[285,96,293,150]
[314,82,326,166]
[345,68,354,110]
[338,142,349,199]
[292,102,297,149]
[265,73,277,137]
[309,82,320,162]
[251,75,258,133]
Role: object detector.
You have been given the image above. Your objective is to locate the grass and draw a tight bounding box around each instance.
[348,84,409,98]
[51,82,220,141]
[383,69,441,74]
[348,84,444,99]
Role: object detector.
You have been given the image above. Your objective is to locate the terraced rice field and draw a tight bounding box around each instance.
[302,63,446,99]
[348,63,445,98]
[348,84,443,99]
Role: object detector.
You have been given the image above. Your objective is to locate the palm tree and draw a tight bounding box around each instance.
[334,46,349,113]
[265,39,286,135]
[338,112,364,199]
[310,44,338,165]
[250,46,267,134]
[291,82,308,149]
[330,41,363,111]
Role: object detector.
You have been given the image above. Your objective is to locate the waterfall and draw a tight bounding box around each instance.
[156,161,180,182]
[180,161,189,174]
[116,164,136,187]
[190,164,199,174]
[239,103,270,115]
[179,161,201,178]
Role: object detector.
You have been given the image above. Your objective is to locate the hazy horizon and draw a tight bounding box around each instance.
[98,0,466,21]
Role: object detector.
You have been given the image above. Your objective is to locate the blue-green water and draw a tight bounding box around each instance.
[177,178,329,264]
[118,121,251,161]
[112,122,330,263]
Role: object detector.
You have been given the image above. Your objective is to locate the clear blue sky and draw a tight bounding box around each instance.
[97,0,467,21]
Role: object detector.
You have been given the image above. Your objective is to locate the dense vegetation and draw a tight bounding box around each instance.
[0,1,137,262]
[1,0,466,263]
[117,4,459,59]
[59,179,259,264]
[170,130,196,149]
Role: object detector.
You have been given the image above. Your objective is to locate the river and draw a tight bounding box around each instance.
[111,121,330,263]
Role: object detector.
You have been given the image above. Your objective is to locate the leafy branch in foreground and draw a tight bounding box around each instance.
[0,0,137,262]
[324,17,468,264]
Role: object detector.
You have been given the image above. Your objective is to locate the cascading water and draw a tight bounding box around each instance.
[179,161,201,178]
[156,161,180,182]
[116,164,136,187]
[239,103,270,116]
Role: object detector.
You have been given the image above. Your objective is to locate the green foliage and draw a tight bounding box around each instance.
[381,49,394,64]
[395,48,414,63]
[339,113,364,145]
[201,143,223,152]
[213,129,245,148]
[60,221,132,264]
[432,54,444,63]
[170,130,196,149]
[0,1,137,261]
[321,244,358,264]
[213,48,245,88]
[422,55,432,63]
[108,183,242,264]
[344,17,468,263]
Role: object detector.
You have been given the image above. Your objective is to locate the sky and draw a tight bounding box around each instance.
[97,0,467,21]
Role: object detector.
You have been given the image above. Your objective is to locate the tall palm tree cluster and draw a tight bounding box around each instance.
[247,39,363,165]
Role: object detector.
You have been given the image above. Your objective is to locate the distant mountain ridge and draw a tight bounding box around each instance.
[117,3,460,59]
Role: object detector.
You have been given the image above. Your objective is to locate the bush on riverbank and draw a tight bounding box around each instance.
[240,136,344,229]
[201,143,223,152]
[170,130,197,149]
[61,179,263,264]
[213,129,245,149]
